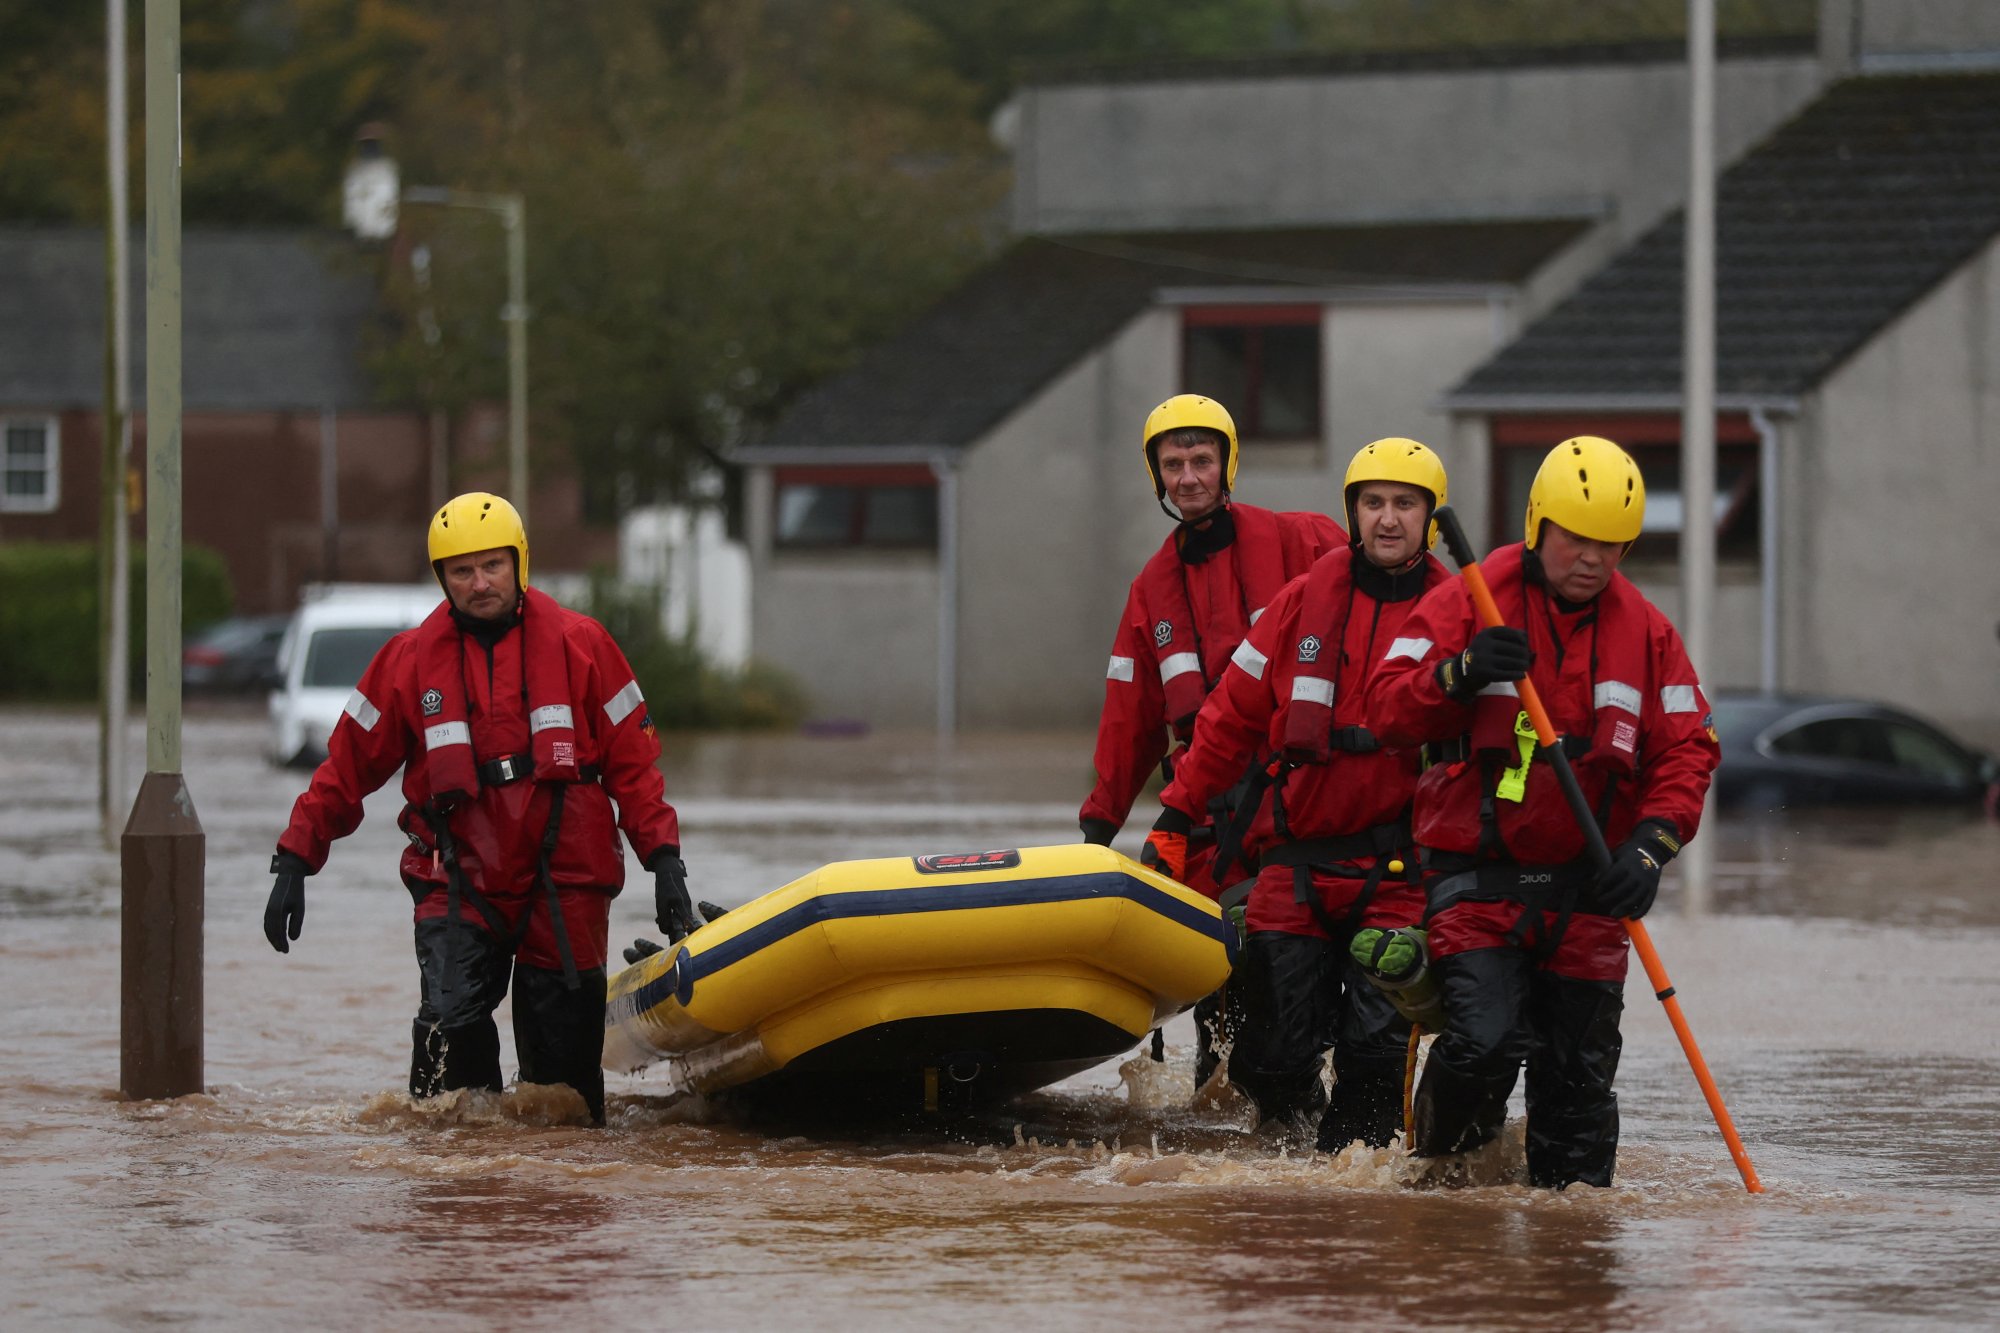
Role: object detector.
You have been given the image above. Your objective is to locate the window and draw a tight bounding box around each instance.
[1181,306,1321,441]
[1767,716,1974,782]
[1881,722,1977,782]
[773,465,938,550]
[1,418,58,513]
[1768,717,1892,765]
[1490,415,1760,560]
[302,626,404,689]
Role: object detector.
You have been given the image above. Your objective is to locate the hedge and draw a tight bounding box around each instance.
[0,543,233,699]
[579,573,806,731]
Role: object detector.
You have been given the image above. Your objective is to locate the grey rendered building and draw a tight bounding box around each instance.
[735,0,2000,740]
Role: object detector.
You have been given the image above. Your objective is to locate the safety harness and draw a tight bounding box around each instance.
[401,592,604,1007]
[1136,504,1292,736]
[1213,547,1437,938]
[1438,547,1649,958]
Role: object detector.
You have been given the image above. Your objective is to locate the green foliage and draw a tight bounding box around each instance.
[579,573,807,732]
[3,0,1817,509]
[0,543,234,699]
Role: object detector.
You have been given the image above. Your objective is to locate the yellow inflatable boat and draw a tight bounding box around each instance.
[603,843,1235,1109]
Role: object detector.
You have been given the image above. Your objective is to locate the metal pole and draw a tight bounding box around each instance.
[124,0,204,1102]
[933,454,958,737]
[1751,406,1781,693]
[503,197,528,519]
[319,407,339,580]
[99,0,132,849]
[1681,0,1718,912]
[400,188,526,514]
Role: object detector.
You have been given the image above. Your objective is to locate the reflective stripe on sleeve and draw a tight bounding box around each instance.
[1230,640,1268,680]
[1478,681,1519,698]
[1290,676,1335,707]
[1249,607,1265,625]
[1385,636,1433,663]
[1158,652,1201,683]
[1661,684,1700,713]
[1106,655,1135,683]
[343,690,381,732]
[530,704,574,733]
[1595,681,1643,715]
[604,679,646,726]
[425,721,471,751]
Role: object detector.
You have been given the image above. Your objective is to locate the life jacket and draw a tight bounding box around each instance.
[1279,547,1447,763]
[1464,545,1645,781]
[412,585,581,806]
[1410,544,1654,865]
[1133,503,1292,734]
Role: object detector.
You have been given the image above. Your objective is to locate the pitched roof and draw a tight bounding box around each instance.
[1025,35,1813,89]
[0,227,378,411]
[751,221,1586,455]
[1450,71,2000,406]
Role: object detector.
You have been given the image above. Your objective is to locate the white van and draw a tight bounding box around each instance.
[267,583,441,767]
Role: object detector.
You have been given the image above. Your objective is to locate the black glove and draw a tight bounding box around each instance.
[1079,818,1118,847]
[263,851,311,953]
[1595,820,1682,919]
[623,937,665,966]
[648,848,702,944]
[1435,626,1533,700]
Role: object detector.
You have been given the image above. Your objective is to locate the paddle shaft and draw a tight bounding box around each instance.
[1431,506,1763,1194]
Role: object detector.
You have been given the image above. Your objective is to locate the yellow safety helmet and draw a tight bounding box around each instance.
[1524,436,1645,549]
[428,491,529,587]
[1343,436,1448,549]
[1142,394,1239,499]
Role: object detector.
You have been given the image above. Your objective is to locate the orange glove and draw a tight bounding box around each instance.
[1139,806,1195,882]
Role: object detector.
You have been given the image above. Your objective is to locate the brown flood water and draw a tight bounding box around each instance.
[4,703,1999,1329]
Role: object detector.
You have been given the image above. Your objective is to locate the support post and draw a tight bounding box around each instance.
[123,0,204,1102]
[503,197,528,518]
[933,453,958,737]
[319,407,339,580]
[1680,0,1718,913]
[99,0,132,849]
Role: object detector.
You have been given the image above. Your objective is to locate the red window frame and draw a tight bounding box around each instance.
[1180,305,1322,441]
[772,464,939,550]
[1489,414,1762,560]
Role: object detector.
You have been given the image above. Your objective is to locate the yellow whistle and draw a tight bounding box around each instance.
[1388,859,1405,874]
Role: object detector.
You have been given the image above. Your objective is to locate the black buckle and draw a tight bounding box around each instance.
[479,753,534,786]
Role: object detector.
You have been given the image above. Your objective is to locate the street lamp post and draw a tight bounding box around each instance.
[401,187,529,517]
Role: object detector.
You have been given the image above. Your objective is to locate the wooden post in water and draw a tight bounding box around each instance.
[121,0,204,1101]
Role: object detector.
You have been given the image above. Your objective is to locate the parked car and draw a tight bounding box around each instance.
[267,585,440,767]
[1710,690,1999,812]
[183,614,291,693]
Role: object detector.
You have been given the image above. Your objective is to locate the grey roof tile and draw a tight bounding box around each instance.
[0,227,377,410]
[1453,71,2000,402]
[758,220,1586,452]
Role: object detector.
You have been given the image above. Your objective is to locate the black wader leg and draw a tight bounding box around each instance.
[1226,931,1334,1126]
[1193,987,1242,1092]
[410,915,510,1101]
[513,960,609,1125]
[1523,972,1625,1188]
[1410,946,1530,1157]
[1316,954,1413,1151]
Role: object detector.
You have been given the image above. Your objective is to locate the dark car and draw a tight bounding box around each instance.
[182,614,291,693]
[1710,690,1999,812]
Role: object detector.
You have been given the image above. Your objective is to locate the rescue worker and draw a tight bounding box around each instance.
[1368,436,1718,1187]
[1080,394,1344,1089]
[1080,393,1345,882]
[261,493,696,1125]
[1143,439,1453,1148]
